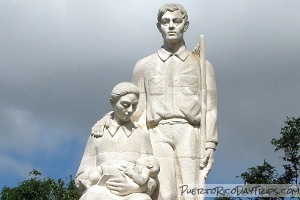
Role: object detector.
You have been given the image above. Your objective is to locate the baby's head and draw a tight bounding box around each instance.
[136,156,160,177]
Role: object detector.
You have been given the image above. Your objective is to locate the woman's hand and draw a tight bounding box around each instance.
[106,177,146,196]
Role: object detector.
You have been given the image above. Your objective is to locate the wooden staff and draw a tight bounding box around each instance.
[199,35,207,168]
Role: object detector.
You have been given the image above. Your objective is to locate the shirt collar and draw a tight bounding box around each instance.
[107,119,137,137]
[157,45,189,62]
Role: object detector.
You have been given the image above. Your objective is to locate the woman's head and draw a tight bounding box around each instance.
[110,82,140,106]
[110,82,140,124]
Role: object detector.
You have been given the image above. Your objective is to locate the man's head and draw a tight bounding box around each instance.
[157,4,188,24]
[157,4,189,42]
[110,82,139,124]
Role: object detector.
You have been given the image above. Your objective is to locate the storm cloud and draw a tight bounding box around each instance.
[0,0,300,187]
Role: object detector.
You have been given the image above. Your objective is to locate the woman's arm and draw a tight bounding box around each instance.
[75,135,98,195]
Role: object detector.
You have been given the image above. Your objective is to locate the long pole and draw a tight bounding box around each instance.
[199,35,207,168]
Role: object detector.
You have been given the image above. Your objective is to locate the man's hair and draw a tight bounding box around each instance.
[157,4,188,23]
[110,82,139,106]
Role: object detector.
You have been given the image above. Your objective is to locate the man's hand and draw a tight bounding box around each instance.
[200,148,215,179]
[91,111,113,137]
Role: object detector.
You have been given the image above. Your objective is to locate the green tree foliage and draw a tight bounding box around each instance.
[239,160,279,184]
[271,117,300,184]
[239,117,300,185]
[0,170,79,200]
[236,117,300,200]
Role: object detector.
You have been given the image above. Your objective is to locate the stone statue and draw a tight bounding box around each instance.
[131,3,218,200]
[83,3,218,200]
[75,82,159,200]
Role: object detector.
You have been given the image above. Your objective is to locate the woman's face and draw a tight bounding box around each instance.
[113,93,138,125]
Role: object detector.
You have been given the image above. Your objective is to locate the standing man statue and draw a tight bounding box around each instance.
[132,3,218,200]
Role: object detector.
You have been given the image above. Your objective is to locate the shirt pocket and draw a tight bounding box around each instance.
[148,76,166,95]
[180,75,199,95]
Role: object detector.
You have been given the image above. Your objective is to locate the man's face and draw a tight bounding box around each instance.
[113,93,138,125]
[158,10,188,42]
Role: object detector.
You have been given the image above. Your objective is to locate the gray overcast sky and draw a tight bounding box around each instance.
[1,0,300,188]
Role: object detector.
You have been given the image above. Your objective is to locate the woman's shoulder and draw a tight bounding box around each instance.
[90,112,113,137]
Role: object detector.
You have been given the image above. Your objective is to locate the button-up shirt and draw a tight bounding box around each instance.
[133,46,201,126]
[132,45,218,149]
[76,117,153,183]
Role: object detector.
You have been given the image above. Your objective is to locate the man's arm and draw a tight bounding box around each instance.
[132,61,146,124]
[205,60,218,150]
[200,60,218,178]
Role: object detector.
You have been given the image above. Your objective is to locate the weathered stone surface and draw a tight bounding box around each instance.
[75,3,218,200]
[131,4,218,200]
[76,82,158,200]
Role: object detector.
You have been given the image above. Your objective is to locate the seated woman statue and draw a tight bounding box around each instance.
[75,82,158,200]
